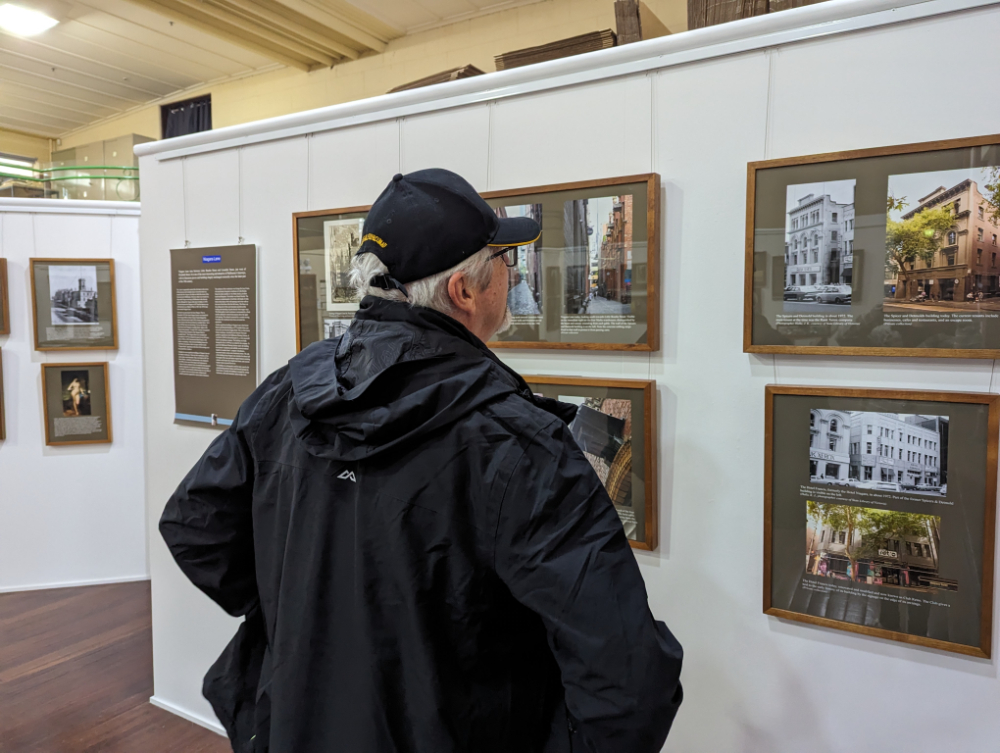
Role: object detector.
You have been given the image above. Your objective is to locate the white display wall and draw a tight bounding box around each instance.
[136,0,1000,746]
[0,199,148,592]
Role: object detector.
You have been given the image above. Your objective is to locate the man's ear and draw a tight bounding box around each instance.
[447,271,476,315]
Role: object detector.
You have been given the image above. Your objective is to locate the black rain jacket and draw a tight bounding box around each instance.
[160,296,683,753]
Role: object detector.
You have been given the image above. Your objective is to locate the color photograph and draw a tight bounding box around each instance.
[563,195,634,316]
[884,166,1000,307]
[61,370,92,416]
[496,203,543,316]
[805,502,956,592]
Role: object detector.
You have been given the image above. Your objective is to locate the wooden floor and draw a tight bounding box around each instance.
[0,581,231,752]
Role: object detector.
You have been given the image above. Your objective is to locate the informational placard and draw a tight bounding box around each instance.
[171,245,258,427]
[765,385,999,657]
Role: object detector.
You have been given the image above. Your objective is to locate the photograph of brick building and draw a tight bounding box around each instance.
[885,167,1000,306]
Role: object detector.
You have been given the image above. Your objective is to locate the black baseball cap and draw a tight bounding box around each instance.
[356,168,540,294]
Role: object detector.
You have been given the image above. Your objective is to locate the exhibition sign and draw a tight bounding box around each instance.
[41,362,112,446]
[30,258,118,351]
[524,376,657,551]
[293,174,660,352]
[170,245,258,427]
[764,385,999,657]
[745,134,1000,358]
[0,259,9,336]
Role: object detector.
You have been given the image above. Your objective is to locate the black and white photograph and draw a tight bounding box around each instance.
[496,203,543,316]
[323,315,351,340]
[563,195,634,315]
[805,502,955,592]
[809,408,948,496]
[49,264,99,325]
[884,166,1000,308]
[324,218,365,308]
[783,179,856,311]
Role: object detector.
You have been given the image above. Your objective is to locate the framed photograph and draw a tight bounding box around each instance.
[41,362,113,446]
[0,349,6,441]
[293,174,660,352]
[30,259,118,351]
[0,259,9,336]
[524,376,657,551]
[764,385,999,657]
[745,134,1000,358]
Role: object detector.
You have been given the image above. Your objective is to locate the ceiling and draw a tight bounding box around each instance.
[0,0,542,140]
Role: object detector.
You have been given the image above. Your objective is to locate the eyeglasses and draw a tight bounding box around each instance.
[488,247,518,268]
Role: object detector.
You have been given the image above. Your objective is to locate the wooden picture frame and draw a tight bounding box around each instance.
[0,349,6,442]
[293,174,660,352]
[745,134,1000,358]
[524,376,657,551]
[0,259,9,336]
[41,362,113,446]
[764,384,999,658]
[30,259,119,351]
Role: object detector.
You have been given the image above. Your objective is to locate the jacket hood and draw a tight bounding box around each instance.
[287,297,533,462]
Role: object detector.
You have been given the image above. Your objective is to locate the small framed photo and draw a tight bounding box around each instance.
[524,376,657,551]
[0,259,9,336]
[745,134,1000,358]
[764,385,999,657]
[293,174,660,352]
[30,259,118,351]
[41,362,113,446]
[0,349,6,441]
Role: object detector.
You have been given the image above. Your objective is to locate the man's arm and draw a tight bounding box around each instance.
[159,369,286,617]
[494,419,683,753]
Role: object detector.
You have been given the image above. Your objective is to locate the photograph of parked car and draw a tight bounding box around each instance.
[808,408,948,497]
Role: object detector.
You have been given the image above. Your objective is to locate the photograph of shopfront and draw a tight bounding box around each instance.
[809,409,947,496]
[805,502,957,592]
[885,167,1000,306]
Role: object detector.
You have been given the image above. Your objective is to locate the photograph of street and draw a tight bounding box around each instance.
[884,166,1000,309]
[496,203,543,316]
[783,179,856,312]
[49,265,99,325]
[563,195,634,316]
[60,370,92,417]
[324,218,365,307]
[809,409,948,496]
[805,501,956,592]
[323,316,351,339]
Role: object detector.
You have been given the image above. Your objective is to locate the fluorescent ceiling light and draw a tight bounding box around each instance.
[0,4,58,35]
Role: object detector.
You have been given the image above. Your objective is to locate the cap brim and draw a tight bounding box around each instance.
[488,215,541,247]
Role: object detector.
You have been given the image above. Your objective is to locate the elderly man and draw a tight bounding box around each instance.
[160,169,683,753]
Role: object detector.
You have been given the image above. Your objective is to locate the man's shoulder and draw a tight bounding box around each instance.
[482,390,568,446]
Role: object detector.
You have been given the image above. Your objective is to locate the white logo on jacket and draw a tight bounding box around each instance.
[338,470,357,482]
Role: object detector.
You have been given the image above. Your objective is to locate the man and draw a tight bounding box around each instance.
[160,169,683,753]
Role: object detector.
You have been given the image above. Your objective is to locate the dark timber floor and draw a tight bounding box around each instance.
[0,581,231,752]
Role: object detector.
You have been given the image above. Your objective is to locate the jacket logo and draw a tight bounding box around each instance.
[338,470,357,482]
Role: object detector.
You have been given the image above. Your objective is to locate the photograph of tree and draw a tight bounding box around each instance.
[806,502,956,592]
[496,203,543,316]
[884,166,1000,308]
[783,180,855,311]
[809,408,948,496]
[324,218,365,308]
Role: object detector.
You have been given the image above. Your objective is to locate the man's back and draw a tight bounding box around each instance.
[161,298,682,753]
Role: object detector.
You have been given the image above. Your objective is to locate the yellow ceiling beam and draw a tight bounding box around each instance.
[209,0,361,60]
[270,0,395,53]
[120,0,317,70]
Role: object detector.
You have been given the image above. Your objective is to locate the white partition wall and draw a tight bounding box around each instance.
[0,199,148,592]
[137,1,1000,747]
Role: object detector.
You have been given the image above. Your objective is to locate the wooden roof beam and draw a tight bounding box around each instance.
[210,0,361,60]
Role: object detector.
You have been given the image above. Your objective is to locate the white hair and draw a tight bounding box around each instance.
[349,247,496,316]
